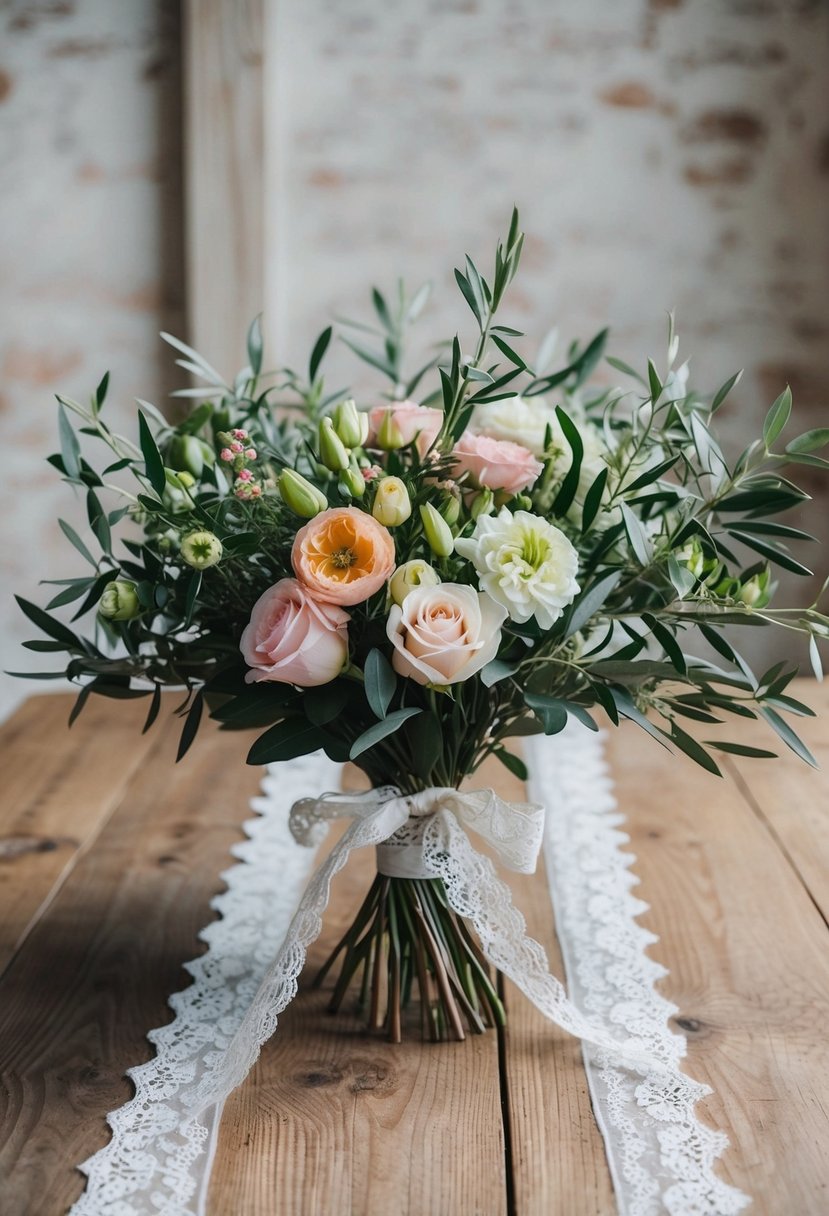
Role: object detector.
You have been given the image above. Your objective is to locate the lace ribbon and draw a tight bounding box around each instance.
[69,731,750,1216]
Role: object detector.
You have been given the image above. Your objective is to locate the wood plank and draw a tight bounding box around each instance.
[0,695,158,978]
[183,0,264,376]
[717,679,829,924]
[0,710,262,1216]
[604,717,829,1215]
[495,758,617,1216]
[209,762,508,1216]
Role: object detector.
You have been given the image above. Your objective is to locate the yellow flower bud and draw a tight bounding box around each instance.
[98,580,141,621]
[376,410,405,451]
[278,469,328,518]
[319,416,350,472]
[372,476,412,527]
[419,502,454,557]
[180,530,223,570]
[389,559,441,606]
[333,398,369,448]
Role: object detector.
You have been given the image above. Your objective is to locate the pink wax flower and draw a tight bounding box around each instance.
[451,431,543,495]
[230,441,244,454]
[240,577,349,686]
[237,468,253,482]
[231,428,248,439]
[220,448,234,463]
[368,400,443,457]
[245,448,257,460]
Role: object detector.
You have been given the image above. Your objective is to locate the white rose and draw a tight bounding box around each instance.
[470,395,558,457]
[455,508,580,630]
[386,582,506,686]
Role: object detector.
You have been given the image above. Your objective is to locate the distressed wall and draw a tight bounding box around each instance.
[0,0,183,717]
[269,0,829,666]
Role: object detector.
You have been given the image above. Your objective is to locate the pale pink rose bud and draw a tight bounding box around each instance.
[451,431,543,496]
[245,448,257,460]
[230,440,244,453]
[237,468,253,482]
[220,448,234,462]
[241,577,350,687]
[232,428,248,439]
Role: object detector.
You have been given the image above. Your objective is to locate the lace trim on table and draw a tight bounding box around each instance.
[526,725,751,1216]
[69,753,341,1216]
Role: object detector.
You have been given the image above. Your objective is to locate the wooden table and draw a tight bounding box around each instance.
[1,683,828,1216]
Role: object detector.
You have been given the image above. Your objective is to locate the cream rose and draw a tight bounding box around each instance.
[240,577,349,686]
[386,582,506,686]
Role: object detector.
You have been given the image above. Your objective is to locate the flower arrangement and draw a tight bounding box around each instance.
[14,211,829,1041]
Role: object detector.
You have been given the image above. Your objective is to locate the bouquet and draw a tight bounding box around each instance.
[14,211,829,1042]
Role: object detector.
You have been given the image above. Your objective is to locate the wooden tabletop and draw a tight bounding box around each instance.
[0,683,827,1216]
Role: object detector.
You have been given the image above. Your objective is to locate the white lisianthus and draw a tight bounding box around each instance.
[470,395,558,457]
[455,508,580,630]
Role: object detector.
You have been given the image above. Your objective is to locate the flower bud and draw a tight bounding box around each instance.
[319,417,350,472]
[470,488,494,520]
[180,530,223,570]
[98,579,141,621]
[737,570,772,609]
[439,494,461,526]
[389,559,441,606]
[338,461,367,500]
[419,502,454,557]
[372,476,412,527]
[278,468,328,518]
[333,398,369,448]
[676,537,705,579]
[376,410,405,451]
[167,434,214,478]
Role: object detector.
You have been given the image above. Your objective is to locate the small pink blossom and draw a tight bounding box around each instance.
[250,484,262,497]
[231,428,248,439]
[230,440,244,454]
[451,431,543,496]
[362,465,382,481]
[237,468,253,482]
[220,448,234,462]
[245,448,257,460]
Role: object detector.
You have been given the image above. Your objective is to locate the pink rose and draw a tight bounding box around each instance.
[386,582,506,686]
[240,577,349,686]
[451,431,543,495]
[368,400,444,456]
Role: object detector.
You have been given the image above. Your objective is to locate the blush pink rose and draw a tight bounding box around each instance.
[240,577,349,686]
[386,582,506,686]
[368,400,444,456]
[451,431,543,495]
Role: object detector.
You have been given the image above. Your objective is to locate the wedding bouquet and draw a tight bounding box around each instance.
[14,211,829,1042]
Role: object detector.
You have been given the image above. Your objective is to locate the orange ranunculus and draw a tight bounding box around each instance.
[291,506,396,606]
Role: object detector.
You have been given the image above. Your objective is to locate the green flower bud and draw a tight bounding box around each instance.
[439,494,461,526]
[333,398,369,449]
[98,579,141,621]
[419,502,454,557]
[180,530,223,570]
[676,538,705,579]
[389,559,441,606]
[278,469,328,518]
[376,410,405,451]
[512,494,533,512]
[167,434,214,478]
[372,476,412,527]
[470,488,494,521]
[319,416,350,472]
[338,462,367,500]
[737,569,772,609]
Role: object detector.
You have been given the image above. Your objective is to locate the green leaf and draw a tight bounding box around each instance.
[95,371,110,409]
[524,693,568,735]
[175,692,204,762]
[580,467,608,532]
[641,613,686,674]
[565,570,622,638]
[481,659,516,687]
[47,580,93,611]
[142,684,163,734]
[608,687,669,747]
[138,410,166,496]
[606,356,646,384]
[620,502,653,566]
[785,428,829,454]
[246,315,263,376]
[762,386,792,448]
[710,369,743,413]
[491,333,532,372]
[87,490,111,554]
[309,326,333,382]
[494,747,529,782]
[248,718,330,765]
[667,555,697,599]
[341,336,395,380]
[729,531,813,577]
[184,569,202,626]
[759,706,817,767]
[669,723,722,776]
[551,406,584,516]
[624,455,679,494]
[809,634,823,682]
[15,595,81,650]
[304,680,350,726]
[57,401,82,480]
[349,707,423,760]
[364,648,396,719]
[647,359,663,403]
[58,519,97,567]
[705,740,777,759]
[454,268,483,327]
[405,712,443,776]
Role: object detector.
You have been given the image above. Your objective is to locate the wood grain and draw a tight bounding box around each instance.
[604,688,829,1216]
[0,705,261,1216]
[208,763,508,1216]
[0,696,157,978]
[183,0,264,375]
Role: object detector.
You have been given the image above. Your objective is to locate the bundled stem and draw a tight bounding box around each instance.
[314,875,505,1043]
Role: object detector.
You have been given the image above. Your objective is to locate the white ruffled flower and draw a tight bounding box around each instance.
[455,508,580,630]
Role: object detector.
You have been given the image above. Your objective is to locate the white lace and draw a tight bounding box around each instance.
[527,724,750,1216]
[69,731,750,1216]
